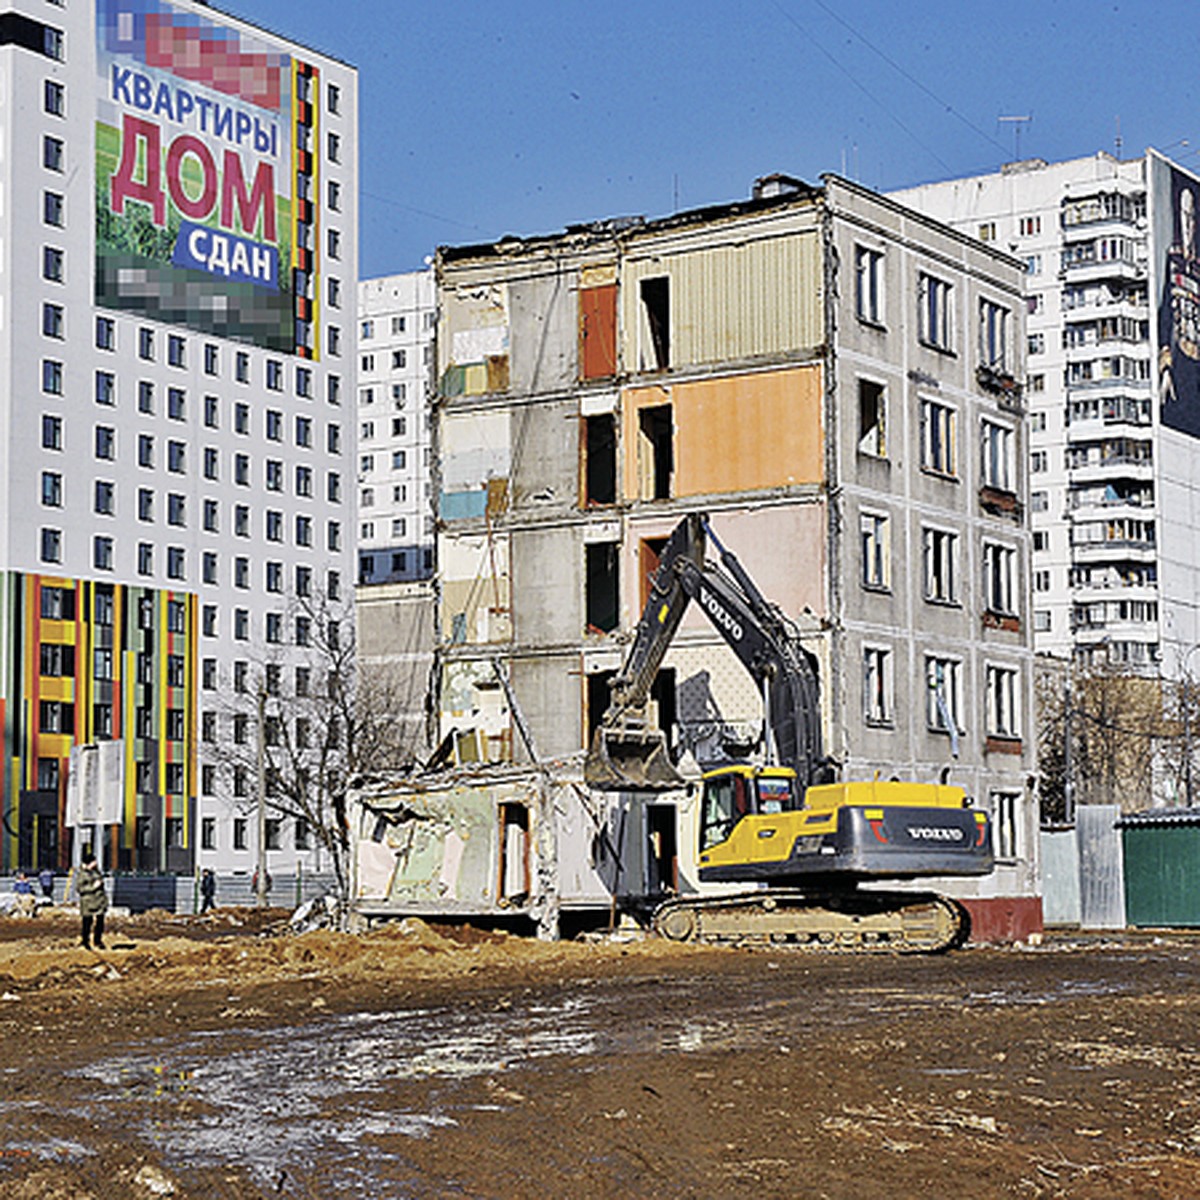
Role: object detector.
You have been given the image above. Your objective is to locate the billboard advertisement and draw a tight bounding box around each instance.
[1152,152,1200,438]
[95,0,310,352]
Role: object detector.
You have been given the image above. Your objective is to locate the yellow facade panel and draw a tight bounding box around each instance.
[621,224,822,369]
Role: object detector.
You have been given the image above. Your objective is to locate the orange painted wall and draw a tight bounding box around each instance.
[623,364,824,500]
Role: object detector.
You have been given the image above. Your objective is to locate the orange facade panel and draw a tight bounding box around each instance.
[622,364,823,501]
[580,283,617,380]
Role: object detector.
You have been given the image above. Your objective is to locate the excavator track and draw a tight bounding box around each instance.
[652,889,970,954]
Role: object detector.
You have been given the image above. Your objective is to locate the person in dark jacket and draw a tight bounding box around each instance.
[200,868,217,914]
[76,852,108,950]
[38,867,54,900]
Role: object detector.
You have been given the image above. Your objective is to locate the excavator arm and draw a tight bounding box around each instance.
[585,512,826,791]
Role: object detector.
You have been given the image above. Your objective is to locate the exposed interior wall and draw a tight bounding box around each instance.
[439,532,511,645]
[510,655,584,762]
[622,365,824,501]
[438,280,510,398]
[510,397,578,509]
[511,525,581,647]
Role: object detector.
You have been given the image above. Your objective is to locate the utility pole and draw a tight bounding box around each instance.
[256,684,268,907]
[1063,671,1074,824]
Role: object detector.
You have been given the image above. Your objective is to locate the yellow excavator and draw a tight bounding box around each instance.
[585,512,993,953]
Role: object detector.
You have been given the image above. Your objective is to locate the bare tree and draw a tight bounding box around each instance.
[220,591,425,904]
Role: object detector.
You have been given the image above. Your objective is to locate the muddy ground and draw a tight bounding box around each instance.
[0,909,1198,1200]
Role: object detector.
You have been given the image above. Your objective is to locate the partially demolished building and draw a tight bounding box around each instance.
[377,174,1039,938]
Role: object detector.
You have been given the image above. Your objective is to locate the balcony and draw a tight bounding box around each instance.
[1071,538,1156,564]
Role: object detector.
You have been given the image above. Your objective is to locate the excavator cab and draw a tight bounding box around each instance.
[699,764,800,852]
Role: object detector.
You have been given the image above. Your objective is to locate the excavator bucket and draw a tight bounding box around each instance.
[584,725,683,791]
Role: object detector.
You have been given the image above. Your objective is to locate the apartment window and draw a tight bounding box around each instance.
[329,179,341,211]
[43,303,63,339]
[1030,491,1048,513]
[95,316,114,350]
[201,815,216,847]
[42,246,63,282]
[922,527,959,604]
[855,246,883,324]
[926,656,962,733]
[266,360,283,391]
[138,488,155,522]
[983,542,1017,616]
[203,498,218,532]
[991,791,1020,860]
[1032,530,1048,552]
[864,645,893,725]
[977,221,996,242]
[95,425,114,459]
[266,459,283,491]
[167,335,185,368]
[1034,610,1051,633]
[295,565,313,599]
[860,511,890,590]
[42,359,62,394]
[166,493,185,527]
[93,536,113,571]
[41,471,62,507]
[986,665,1020,738]
[236,351,250,383]
[94,480,114,516]
[266,510,284,542]
[234,608,249,641]
[296,516,313,547]
[36,757,59,791]
[234,402,250,434]
[266,561,283,593]
[43,135,63,172]
[40,642,73,677]
[327,424,341,453]
[918,273,953,351]
[202,396,219,430]
[44,192,64,227]
[95,371,115,405]
[167,388,186,420]
[43,415,62,450]
[329,278,342,309]
[138,434,154,468]
[233,818,247,849]
[138,327,154,360]
[295,616,311,647]
[1028,332,1045,355]
[392,348,407,370]
[981,420,1014,492]
[234,556,249,589]
[296,466,313,497]
[234,661,248,693]
[44,80,64,117]
[296,367,312,398]
[328,131,341,162]
[979,299,1010,370]
[328,229,341,259]
[234,454,250,486]
[296,416,313,448]
[137,543,153,575]
[1030,450,1047,474]
[328,375,342,404]
[392,417,407,437]
[204,343,219,375]
[166,653,185,687]
[391,449,406,470]
[204,447,219,480]
[1019,215,1041,237]
[265,409,283,441]
[40,528,61,564]
[920,398,956,475]
[392,383,405,403]
[327,520,341,551]
[265,613,283,644]
[234,505,249,537]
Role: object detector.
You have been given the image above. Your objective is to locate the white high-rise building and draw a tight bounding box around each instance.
[893,151,1200,678]
[356,269,436,585]
[1,0,357,877]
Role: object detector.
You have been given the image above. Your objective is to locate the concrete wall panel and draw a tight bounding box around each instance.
[509,273,576,395]
[510,654,584,761]
[511,525,581,646]
[510,398,578,510]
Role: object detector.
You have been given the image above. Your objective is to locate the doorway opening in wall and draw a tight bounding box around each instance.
[650,668,677,758]
[639,536,668,610]
[640,276,670,369]
[584,414,617,506]
[637,405,674,500]
[498,803,530,902]
[646,803,678,894]
[585,542,620,633]
[587,670,617,745]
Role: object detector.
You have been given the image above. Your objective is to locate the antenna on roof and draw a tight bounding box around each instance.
[1115,115,1123,159]
[998,114,1032,161]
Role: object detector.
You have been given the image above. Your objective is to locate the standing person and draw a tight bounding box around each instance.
[76,851,108,950]
[38,867,54,901]
[12,872,36,917]
[199,867,217,914]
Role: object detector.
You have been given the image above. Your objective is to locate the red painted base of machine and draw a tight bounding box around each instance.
[962,895,1044,944]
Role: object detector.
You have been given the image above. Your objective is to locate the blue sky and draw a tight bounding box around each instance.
[230,0,1200,279]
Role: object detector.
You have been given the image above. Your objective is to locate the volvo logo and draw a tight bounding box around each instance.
[698,585,743,641]
[907,826,964,842]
